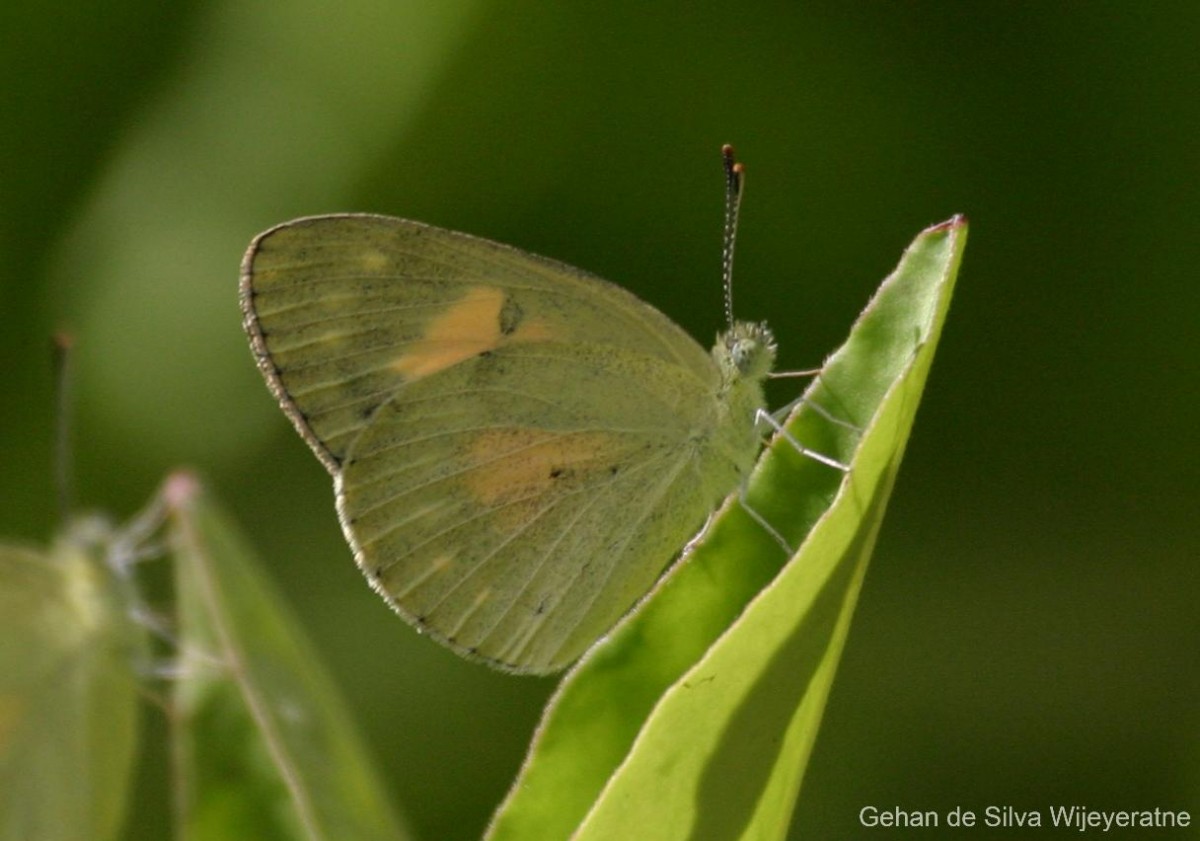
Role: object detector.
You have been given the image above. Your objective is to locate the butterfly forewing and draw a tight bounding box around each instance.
[241,215,710,472]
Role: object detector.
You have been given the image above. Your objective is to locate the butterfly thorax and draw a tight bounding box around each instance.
[703,320,775,483]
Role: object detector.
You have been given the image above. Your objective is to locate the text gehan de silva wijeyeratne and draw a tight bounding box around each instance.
[859,805,1192,831]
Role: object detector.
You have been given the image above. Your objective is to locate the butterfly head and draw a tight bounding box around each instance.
[717,321,776,382]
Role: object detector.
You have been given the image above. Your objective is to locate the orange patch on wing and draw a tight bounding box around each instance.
[463,429,624,515]
[392,286,553,381]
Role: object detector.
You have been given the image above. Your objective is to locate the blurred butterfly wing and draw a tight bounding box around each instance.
[240,214,744,672]
[0,540,141,841]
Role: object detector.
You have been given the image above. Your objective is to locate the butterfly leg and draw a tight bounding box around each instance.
[768,365,864,433]
[105,473,198,682]
[767,365,824,380]
[754,408,851,472]
[737,487,795,556]
[106,487,170,575]
[769,394,863,434]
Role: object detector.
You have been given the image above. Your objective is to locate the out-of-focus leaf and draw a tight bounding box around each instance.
[163,472,412,841]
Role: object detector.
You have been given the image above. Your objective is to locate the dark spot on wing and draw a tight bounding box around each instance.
[499,293,523,335]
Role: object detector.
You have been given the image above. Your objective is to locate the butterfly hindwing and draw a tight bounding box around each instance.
[335,333,725,670]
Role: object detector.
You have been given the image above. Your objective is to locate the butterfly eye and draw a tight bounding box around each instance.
[731,338,754,368]
[724,322,776,377]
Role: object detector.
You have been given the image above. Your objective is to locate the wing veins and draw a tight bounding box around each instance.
[419,453,666,627]
[482,454,669,661]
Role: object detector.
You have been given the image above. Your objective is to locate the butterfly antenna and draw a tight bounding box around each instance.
[721,143,745,329]
[51,331,76,520]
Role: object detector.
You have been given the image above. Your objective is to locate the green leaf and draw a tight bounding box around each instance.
[486,216,968,840]
[163,473,413,841]
[0,521,146,841]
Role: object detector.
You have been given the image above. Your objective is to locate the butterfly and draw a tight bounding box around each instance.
[239,147,780,674]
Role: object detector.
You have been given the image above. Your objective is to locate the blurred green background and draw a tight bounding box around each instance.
[2,2,1196,838]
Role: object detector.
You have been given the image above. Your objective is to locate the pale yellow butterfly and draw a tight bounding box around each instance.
[240,146,775,673]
